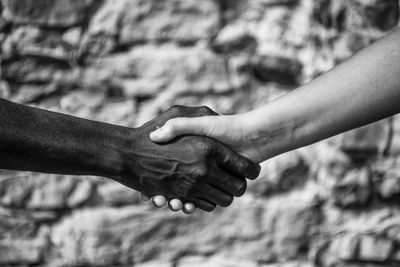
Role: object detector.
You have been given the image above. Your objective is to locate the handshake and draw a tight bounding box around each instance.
[117,105,261,214]
[3,26,398,215]
[3,29,398,214]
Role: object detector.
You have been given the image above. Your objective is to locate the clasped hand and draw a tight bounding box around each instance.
[122,106,260,214]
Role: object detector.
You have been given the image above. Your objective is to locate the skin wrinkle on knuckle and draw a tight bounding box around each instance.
[139,156,187,198]
[169,163,208,199]
[176,176,198,198]
[190,140,212,159]
[171,162,206,195]
[195,165,208,179]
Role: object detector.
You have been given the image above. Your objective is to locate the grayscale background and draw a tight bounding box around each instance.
[0,0,400,266]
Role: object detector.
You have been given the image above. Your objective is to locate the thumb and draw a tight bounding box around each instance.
[149,116,215,142]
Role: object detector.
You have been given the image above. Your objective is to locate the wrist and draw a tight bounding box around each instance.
[241,102,309,161]
[86,122,134,180]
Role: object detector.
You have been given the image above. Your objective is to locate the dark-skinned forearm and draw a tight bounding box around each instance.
[0,98,131,179]
[0,102,261,211]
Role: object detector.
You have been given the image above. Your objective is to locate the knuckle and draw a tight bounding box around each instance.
[194,165,208,178]
[199,106,214,115]
[193,140,214,156]
[201,140,215,153]
[168,105,185,115]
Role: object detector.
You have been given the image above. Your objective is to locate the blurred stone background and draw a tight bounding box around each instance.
[0,0,400,266]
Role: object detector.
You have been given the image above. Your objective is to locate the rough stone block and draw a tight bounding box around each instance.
[59,87,103,110]
[316,212,400,265]
[331,167,372,208]
[313,0,399,31]
[377,166,400,201]
[248,151,309,197]
[1,56,71,83]
[136,261,172,267]
[88,0,220,44]
[95,181,141,206]
[176,255,259,267]
[389,115,400,155]
[330,233,359,261]
[1,26,73,60]
[84,44,242,98]
[333,31,381,63]
[0,173,93,210]
[270,188,321,260]
[254,55,303,85]
[314,144,373,207]
[7,84,60,104]
[94,99,136,126]
[1,0,93,27]
[336,119,391,158]
[212,25,257,54]
[0,207,50,265]
[358,235,393,262]
[0,240,44,265]
[50,190,320,265]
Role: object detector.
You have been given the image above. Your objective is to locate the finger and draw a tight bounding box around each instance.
[201,185,233,207]
[195,198,216,212]
[140,193,151,201]
[166,105,219,118]
[198,106,219,116]
[168,199,183,212]
[209,168,247,197]
[182,202,196,214]
[152,195,167,208]
[150,116,216,142]
[143,105,220,131]
[215,144,261,180]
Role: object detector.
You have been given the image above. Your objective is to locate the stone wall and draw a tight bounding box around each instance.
[0,0,400,266]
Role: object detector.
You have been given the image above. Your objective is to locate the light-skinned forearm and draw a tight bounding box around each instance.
[246,28,400,161]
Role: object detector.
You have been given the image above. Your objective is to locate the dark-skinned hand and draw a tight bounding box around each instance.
[120,106,261,212]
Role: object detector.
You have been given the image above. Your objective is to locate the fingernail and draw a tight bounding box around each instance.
[153,195,167,208]
[140,193,151,201]
[150,128,162,139]
[183,202,196,214]
[168,199,183,211]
